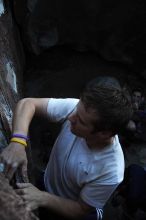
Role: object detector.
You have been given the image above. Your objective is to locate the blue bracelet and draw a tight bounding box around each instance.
[11,134,29,141]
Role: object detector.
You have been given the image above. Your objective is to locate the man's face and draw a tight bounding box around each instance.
[132,91,142,110]
[68,100,98,138]
[132,91,142,103]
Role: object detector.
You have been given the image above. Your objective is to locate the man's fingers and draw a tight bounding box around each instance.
[0,154,18,180]
[24,201,37,211]
[16,189,25,195]
[16,182,32,188]
[21,163,29,183]
[0,143,28,181]
[3,160,15,176]
[5,162,18,180]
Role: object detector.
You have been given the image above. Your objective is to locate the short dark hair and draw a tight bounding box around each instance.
[80,77,133,135]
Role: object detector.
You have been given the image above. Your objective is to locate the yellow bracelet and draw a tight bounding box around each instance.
[10,137,27,147]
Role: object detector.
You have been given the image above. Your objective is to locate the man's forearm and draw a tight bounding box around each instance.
[12,98,36,135]
[40,191,91,219]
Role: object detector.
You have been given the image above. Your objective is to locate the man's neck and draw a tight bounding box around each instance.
[86,136,114,150]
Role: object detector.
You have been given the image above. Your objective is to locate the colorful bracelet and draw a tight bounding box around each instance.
[12,134,29,141]
[10,138,27,147]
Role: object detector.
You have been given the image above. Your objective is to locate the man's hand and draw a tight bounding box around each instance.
[16,183,94,218]
[0,142,28,181]
[16,183,45,210]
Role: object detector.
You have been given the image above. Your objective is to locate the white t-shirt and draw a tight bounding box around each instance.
[44,98,124,209]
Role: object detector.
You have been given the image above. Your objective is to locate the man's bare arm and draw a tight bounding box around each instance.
[0,98,50,180]
[17,183,94,219]
[12,98,49,134]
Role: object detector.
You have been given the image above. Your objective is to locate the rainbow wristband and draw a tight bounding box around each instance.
[10,138,27,147]
[12,134,29,141]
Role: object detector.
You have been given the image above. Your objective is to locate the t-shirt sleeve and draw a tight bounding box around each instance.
[80,181,119,209]
[47,98,79,122]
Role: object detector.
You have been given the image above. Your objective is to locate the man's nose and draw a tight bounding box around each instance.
[68,112,76,123]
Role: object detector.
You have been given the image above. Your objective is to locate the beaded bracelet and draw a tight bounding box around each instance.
[12,134,29,141]
[10,137,27,147]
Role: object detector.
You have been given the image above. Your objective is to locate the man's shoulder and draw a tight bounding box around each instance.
[49,98,79,107]
[47,98,79,122]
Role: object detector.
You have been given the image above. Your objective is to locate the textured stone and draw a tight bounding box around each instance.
[0,173,38,220]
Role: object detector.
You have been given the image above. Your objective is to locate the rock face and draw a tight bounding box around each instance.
[0,0,24,142]
[0,4,37,215]
[0,173,38,220]
[0,0,34,193]
[14,0,146,72]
